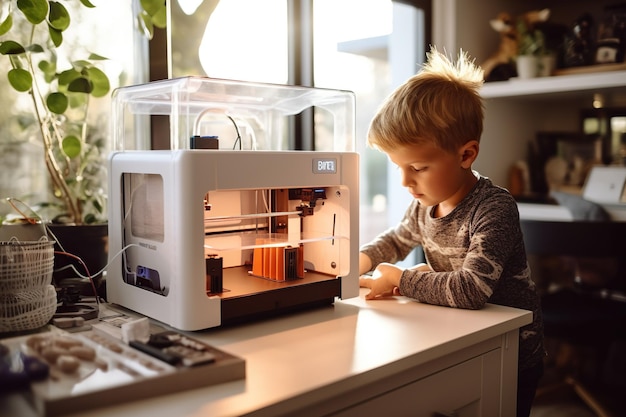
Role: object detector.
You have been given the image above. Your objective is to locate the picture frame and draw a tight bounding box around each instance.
[581,107,626,165]
[528,131,602,194]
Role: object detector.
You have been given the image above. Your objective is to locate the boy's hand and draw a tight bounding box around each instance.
[359,263,403,300]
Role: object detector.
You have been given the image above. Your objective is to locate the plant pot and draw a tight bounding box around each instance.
[47,223,108,299]
[537,54,556,77]
[0,223,48,242]
[516,55,539,79]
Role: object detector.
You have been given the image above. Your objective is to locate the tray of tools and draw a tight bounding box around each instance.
[0,325,245,416]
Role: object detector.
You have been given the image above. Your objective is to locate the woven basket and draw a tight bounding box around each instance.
[0,285,57,332]
[0,237,57,332]
[0,238,55,292]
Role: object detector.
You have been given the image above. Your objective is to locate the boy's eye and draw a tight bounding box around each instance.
[410,166,425,172]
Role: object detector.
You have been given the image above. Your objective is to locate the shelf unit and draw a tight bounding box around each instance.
[433,0,626,188]
[481,70,626,100]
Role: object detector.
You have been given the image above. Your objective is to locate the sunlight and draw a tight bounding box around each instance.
[197,0,392,86]
[177,0,204,15]
[199,0,288,83]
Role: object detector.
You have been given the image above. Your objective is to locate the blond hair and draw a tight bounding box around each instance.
[367,47,485,154]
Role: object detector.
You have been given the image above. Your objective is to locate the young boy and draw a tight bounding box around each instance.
[358,48,545,417]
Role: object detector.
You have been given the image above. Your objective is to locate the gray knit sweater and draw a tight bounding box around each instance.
[361,174,545,371]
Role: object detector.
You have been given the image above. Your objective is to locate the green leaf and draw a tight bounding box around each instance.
[137,12,154,40]
[68,77,93,94]
[87,53,108,61]
[83,213,97,224]
[152,5,167,28]
[17,0,49,25]
[48,2,70,31]
[0,40,26,55]
[140,0,164,17]
[0,14,13,36]
[8,68,32,92]
[46,92,68,114]
[68,91,87,108]
[79,0,96,8]
[71,59,91,71]
[58,68,81,86]
[38,59,56,77]
[49,25,63,47]
[39,59,57,83]
[61,135,81,158]
[85,66,110,97]
[26,43,44,53]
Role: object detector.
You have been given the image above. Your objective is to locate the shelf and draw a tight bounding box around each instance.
[480,70,626,100]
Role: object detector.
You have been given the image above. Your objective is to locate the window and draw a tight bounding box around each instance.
[0,0,143,217]
[172,0,288,84]
[166,0,429,250]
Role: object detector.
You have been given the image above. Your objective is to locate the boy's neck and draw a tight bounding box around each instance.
[434,171,479,218]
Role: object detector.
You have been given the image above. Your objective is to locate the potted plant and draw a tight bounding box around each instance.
[0,0,111,225]
[516,19,546,78]
[0,0,165,293]
[0,0,166,224]
[514,9,555,79]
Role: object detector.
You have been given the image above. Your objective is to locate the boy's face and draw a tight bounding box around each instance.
[386,140,478,211]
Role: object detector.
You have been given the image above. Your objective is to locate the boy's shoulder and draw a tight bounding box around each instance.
[474,175,515,201]
[467,176,519,216]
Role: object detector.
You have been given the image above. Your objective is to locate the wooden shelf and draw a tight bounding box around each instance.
[554,62,626,76]
[480,70,626,100]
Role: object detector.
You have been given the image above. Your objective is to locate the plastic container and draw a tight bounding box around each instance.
[111,76,356,152]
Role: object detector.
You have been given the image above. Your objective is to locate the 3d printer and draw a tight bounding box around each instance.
[107,77,359,331]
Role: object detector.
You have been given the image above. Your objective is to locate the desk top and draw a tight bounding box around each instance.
[517,202,626,222]
[4,289,531,417]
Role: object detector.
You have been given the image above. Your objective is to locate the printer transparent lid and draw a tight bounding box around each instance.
[111,76,356,152]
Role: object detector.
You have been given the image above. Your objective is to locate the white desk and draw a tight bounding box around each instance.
[517,202,626,222]
[4,289,531,417]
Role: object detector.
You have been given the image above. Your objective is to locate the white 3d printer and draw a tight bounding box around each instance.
[107,77,359,331]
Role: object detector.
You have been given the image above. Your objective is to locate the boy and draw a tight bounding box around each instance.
[358,48,544,417]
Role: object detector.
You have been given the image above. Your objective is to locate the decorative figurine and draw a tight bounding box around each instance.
[482,9,551,81]
[563,13,595,67]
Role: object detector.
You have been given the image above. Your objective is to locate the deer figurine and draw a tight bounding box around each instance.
[481,9,550,81]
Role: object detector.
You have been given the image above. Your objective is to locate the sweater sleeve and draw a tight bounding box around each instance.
[359,199,423,270]
[398,187,526,310]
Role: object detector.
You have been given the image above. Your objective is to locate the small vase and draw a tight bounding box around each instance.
[516,55,538,79]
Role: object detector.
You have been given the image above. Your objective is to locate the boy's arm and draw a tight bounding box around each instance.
[398,193,524,310]
[358,252,373,275]
[360,201,423,271]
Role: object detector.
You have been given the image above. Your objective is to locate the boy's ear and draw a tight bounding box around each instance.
[459,140,479,168]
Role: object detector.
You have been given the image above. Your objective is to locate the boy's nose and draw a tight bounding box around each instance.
[400,169,414,187]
